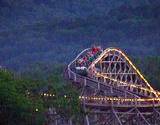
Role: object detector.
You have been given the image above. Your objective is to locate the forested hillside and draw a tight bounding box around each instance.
[0,0,160,71]
[133,56,160,90]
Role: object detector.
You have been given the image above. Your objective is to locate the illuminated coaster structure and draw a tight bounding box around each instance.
[88,48,158,97]
[67,47,160,125]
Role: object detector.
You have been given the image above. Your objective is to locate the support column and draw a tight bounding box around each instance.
[104,78,106,83]
[125,91,127,98]
[98,82,100,90]
[84,78,87,86]
[68,70,71,79]
[85,115,90,125]
[111,87,113,93]
[55,119,58,125]
[69,117,72,125]
[100,61,103,72]
[74,73,77,82]
[112,108,123,125]
[93,113,98,124]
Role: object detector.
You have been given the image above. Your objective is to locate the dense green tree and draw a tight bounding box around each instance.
[0,69,44,125]
[20,63,83,124]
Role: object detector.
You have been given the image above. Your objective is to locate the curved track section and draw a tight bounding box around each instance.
[67,47,160,125]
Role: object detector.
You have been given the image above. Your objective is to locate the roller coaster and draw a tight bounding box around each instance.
[67,46,160,125]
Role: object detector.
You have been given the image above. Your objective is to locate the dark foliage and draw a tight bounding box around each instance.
[0,64,83,125]
[0,1,159,71]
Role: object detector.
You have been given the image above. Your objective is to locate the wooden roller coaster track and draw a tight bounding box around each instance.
[67,47,160,125]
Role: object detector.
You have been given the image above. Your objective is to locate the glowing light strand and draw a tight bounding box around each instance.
[88,48,158,97]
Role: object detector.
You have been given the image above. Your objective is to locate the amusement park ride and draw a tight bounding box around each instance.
[67,46,160,125]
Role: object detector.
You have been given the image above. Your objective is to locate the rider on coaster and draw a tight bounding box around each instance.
[77,45,102,68]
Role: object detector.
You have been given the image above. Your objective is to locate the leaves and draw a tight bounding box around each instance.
[133,56,160,90]
[0,69,44,125]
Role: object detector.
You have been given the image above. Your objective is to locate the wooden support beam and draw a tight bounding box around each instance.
[112,108,123,125]
[68,70,71,79]
[85,115,90,125]
[84,78,87,86]
[74,73,77,82]
[136,108,151,125]
[97,82,100,90]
